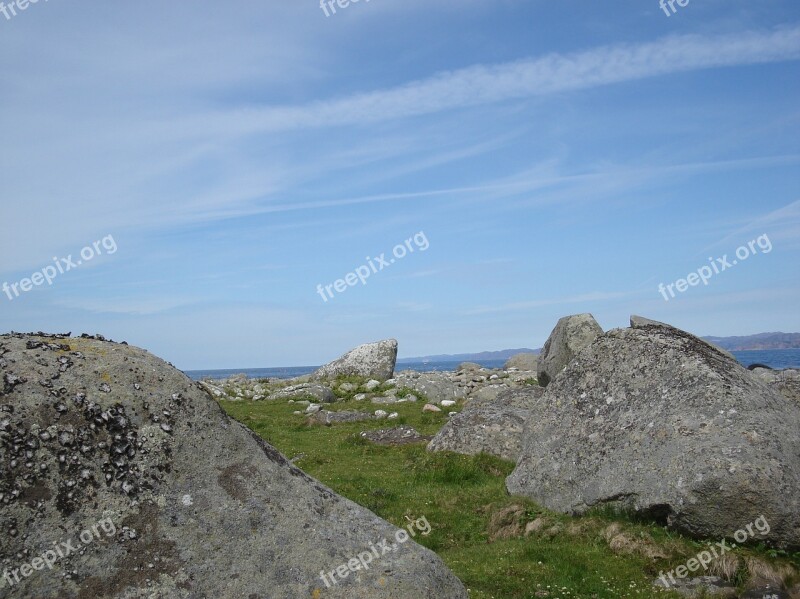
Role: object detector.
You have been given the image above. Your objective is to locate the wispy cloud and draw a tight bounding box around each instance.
[700,198,800,253]
[170,26,800,136]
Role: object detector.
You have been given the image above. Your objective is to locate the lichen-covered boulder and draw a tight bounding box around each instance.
[312,339,398,382]
[428,388,543,462]
[507,323,800,549]
[0,333,467,598]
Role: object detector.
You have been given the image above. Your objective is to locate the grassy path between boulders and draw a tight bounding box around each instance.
[220,393,799,599]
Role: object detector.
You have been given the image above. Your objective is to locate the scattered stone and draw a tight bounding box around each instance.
[360,426,431,446]
[305,403,322,414]
[374,410,388,419]
[423,404,442,413]
[362,379,381,392]
[441,400,456,407]
[457,362,482,372]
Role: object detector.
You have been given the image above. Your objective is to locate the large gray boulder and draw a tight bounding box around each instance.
[0,333,467,598]
[312,339,398,382]
[428,388,544,462]
[536,314,603,387]
[507,323,800,549]
[503,353,538,372]
[271,382,336,403]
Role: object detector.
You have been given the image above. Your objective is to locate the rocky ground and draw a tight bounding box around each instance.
[200,324,800,599]
[2,327,798,599]
[198,359,540,421]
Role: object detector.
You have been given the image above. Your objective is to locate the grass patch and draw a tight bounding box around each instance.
[220,396,797,598]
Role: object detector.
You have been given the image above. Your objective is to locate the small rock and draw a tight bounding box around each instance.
[362,379,381,392]
[423,404,442,413]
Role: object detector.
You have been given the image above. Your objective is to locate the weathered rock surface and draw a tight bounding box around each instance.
[271,382,336,403]
[466,386,544,410]
[312,339,398,382]
[428,388,543,461]
[507,323,800,549]
[393,371,466,405]
[749,367,800,404]
[503,353,538,372]
[631,315,736,360]
[536,313,603,387]
[0,333,467,599]
[467,385,506,406]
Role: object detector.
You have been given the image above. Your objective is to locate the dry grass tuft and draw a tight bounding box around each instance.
[487,504,526,542]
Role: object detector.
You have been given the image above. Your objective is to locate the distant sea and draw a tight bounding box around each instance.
[184,350,800,381]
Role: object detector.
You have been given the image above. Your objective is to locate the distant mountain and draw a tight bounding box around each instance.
[702,332,800,351]
[397,348,538,363]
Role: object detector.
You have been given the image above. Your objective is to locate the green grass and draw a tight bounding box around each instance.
[220,395,798,599]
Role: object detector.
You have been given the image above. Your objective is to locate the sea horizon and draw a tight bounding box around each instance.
[184,348,800,381]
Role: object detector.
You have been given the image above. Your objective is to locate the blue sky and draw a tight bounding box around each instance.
[1,0,799,369]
